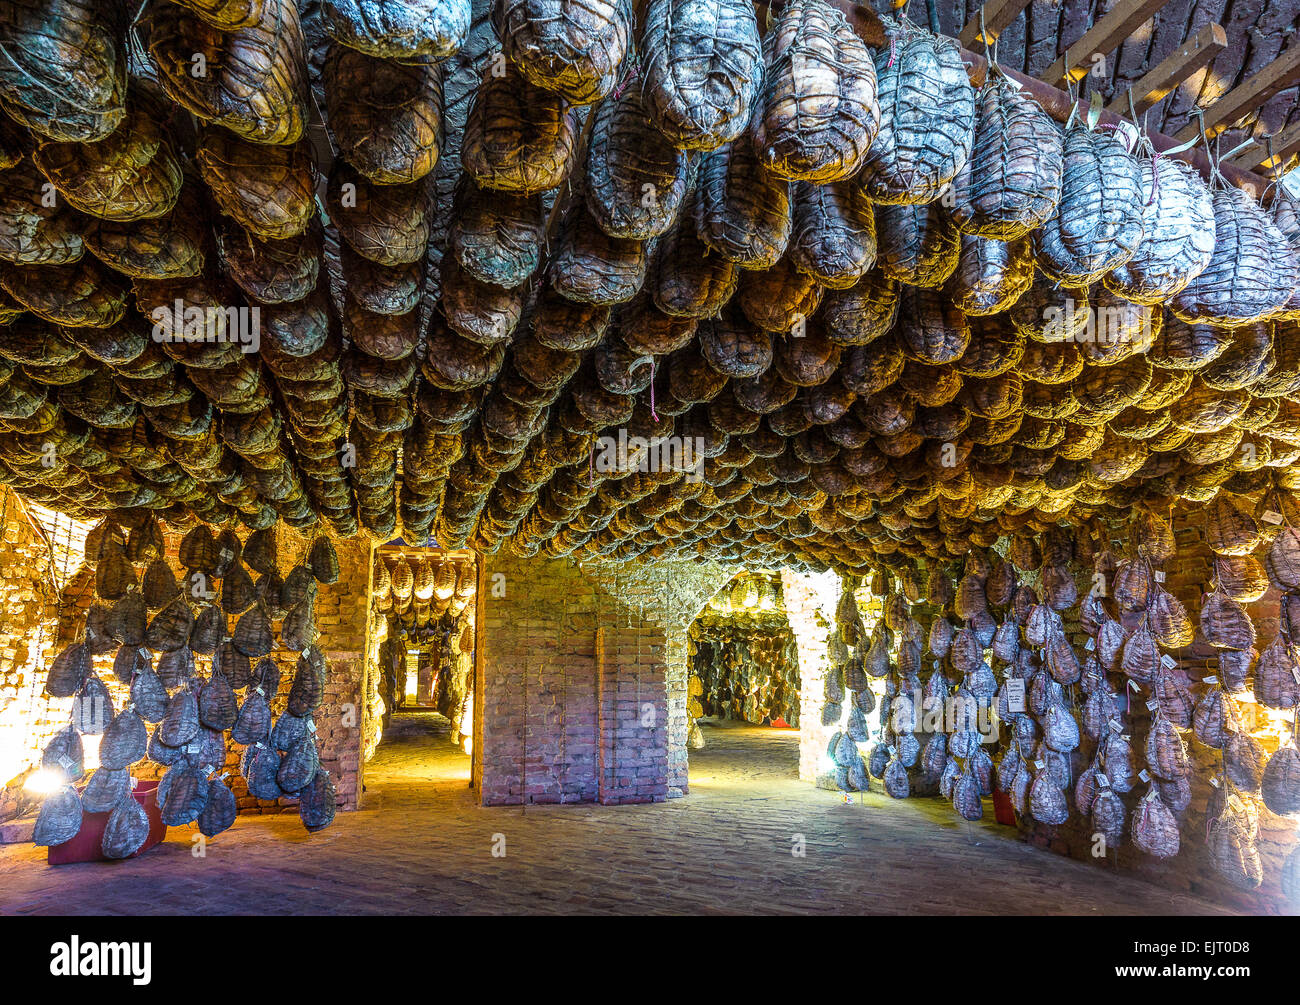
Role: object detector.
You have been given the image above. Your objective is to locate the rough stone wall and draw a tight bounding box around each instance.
[1018,508,1295,913]
[475,552,734,805]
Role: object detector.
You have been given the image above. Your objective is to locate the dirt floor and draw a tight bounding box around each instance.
[0,714,1239,915]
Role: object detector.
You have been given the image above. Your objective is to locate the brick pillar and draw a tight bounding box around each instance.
[781,569,841,786]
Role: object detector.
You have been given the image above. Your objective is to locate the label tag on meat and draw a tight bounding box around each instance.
[1115,119,1140,152]
[1129,679,1141,691]
[1146,699,1160,711]
[1263,510,1284,525]
[1210,776,1220,787]
[1154,570,1166,583]
[1005,678,1026,714]
[1034,759,1045,770]
[1109,718,1124,734]
[1097,773,1110,788]
[1202,675,1218,685]
[1084,637,1096,651]
[1160,654,1177,670]
[1139,769,1151,783]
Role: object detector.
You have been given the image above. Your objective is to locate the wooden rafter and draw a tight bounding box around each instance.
[1106,22,1227,116]
[1042,0,1169,84]
[1226,119,1300,174]
[958,0,1035,48]
[1175,43,1300,142]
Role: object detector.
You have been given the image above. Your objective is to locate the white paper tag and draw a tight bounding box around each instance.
[1109,718,1124,734]
[1034,759,1045,770]
[307,720,317,734]
[1139,769,1151,783]
[1154,570,1166,583]
[1115,119,1139,153]
[1097,773,1110,788]
[1146,699,1160,711]
[1209,776,1220,788]
[1128,679,1141,692]
[1160,654,1177,670]
[129,777,138,790]
[1005,678,1026,714]
[1084,637,1096,651]
[1263,510,1284,525]
[1202,675,1219,685]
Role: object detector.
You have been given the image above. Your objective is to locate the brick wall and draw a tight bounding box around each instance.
[475,551,734,805]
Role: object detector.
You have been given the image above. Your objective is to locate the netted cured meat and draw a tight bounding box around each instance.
[1168,187,1295,327]
[324,45,442,186]
[494,0,633,105]
[652,201,738,317]
[875,201,958,288]
[0,257,128,327]
[327,162,428,266]
[753,0,879,184]
[215,214,319,303]
[321,0,468,61]
[695,120,792,269]
[737,254,821,333]
[548,202,646,306]
[198,129,316,241]
[448,180,543,289]
[856,18,974,205]
[1032,123,1143,285]
[1132,787,1179,858]
[789,179,875,289]
[86,179,208,280]
[639,0,762,151]
[945,234,1033,316]
[821,269,898,346]
[140,0,310,146]
[34,87,182,222]
[0,158,84,265]
[0,0,126,142]
[461,67,579,194]
[584,87,692,240]
[1103,156,1215,304]
[896,285,969,365]
[949,73,1061,239]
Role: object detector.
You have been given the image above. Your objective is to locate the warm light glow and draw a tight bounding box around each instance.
[458,695,474,757]
[81,733,101,771]
[24,768,66,795]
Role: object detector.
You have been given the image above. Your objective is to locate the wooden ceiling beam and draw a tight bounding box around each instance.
[1042,0,1170,85]
[1175,44,1300,142]
[958,0,1035,49]
[1227,119,1300,174]
[1106,22,1227,116]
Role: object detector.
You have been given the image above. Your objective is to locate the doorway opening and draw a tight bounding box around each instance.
[685,572,801,792]
[368,546,478,787]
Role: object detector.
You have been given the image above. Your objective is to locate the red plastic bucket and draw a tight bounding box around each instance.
[47,780,168,866]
